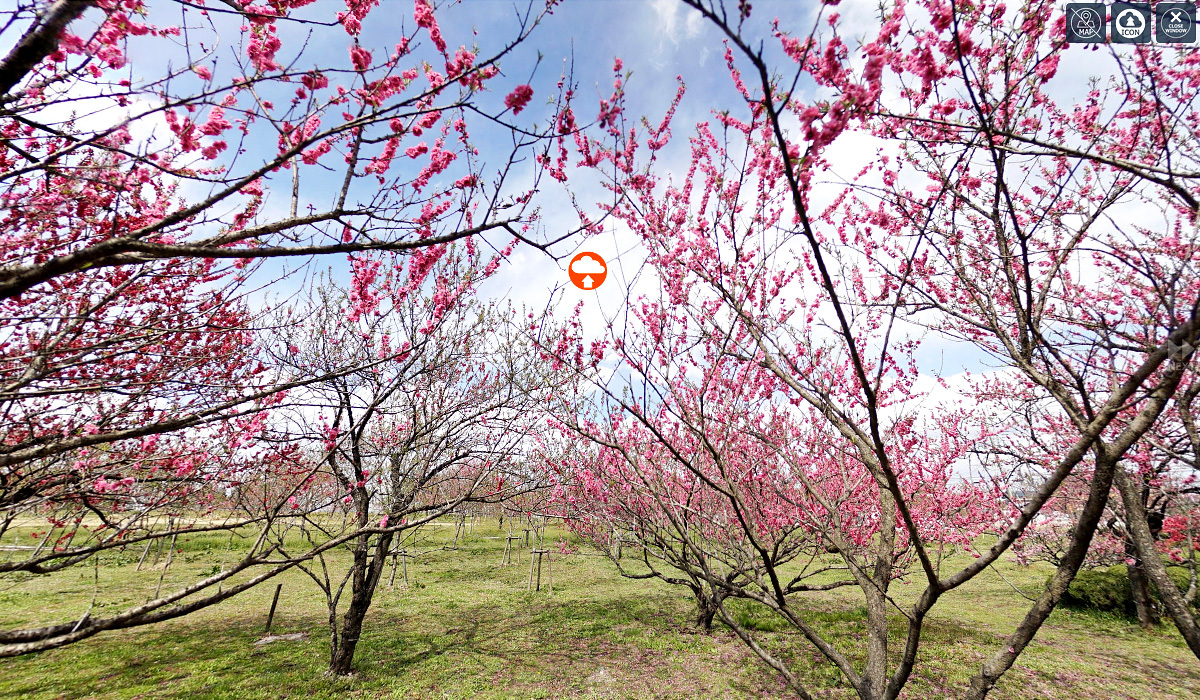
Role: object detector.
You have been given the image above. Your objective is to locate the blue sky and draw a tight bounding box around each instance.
[82,0,1050,383]
[169,0,842,339]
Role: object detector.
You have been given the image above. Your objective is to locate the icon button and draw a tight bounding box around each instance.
[1156,3,1196,43]
[1066,3,1106,42]
[1112,2,1151,43]
[568,252,607,290]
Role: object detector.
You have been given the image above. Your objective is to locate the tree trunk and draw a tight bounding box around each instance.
[1125,539,1159,629]
[860,489,897,700]
[695,599,717,632]
[862,590,889,700]
[966,450,1118,700]
[328,593,369,676]
[692,585,725,632]
[1114,468,1200,659]
[1125,474,1163,628]
[327,528,394,676]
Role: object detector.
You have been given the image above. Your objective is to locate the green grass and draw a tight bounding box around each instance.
[0,521,1197,699]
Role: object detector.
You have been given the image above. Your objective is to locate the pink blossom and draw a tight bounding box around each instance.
[301,71,328,90]
[504,85,534,115]
[413,0,447,52]
[349,45,372,72]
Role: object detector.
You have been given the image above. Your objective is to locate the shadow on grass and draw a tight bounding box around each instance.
[0,592,1095,700]
[5,534,1200,700]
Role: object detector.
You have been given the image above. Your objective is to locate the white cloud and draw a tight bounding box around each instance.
[683,7,704,39]
[570,255,607,275]
[649,0,704,50]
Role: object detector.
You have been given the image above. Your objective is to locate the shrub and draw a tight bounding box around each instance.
[1057,565,1199,618]
[1165,566,1199,609]
[1060,566,1131,613]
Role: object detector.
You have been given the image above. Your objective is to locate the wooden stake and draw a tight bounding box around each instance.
[152,533,177,599]
[149,535,165,567]
[452,512,464,546]
[265,583,283,634]
[30,524,55,558]
[528,549,551,592]
[502,533,521,565]
[135,538,153,571]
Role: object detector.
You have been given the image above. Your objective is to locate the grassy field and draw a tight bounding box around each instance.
[0,520,1197,700]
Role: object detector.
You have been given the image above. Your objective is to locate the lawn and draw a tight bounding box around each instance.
[0,519,1197,699]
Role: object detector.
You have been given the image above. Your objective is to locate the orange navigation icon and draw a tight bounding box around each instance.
[568,252,607,290]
